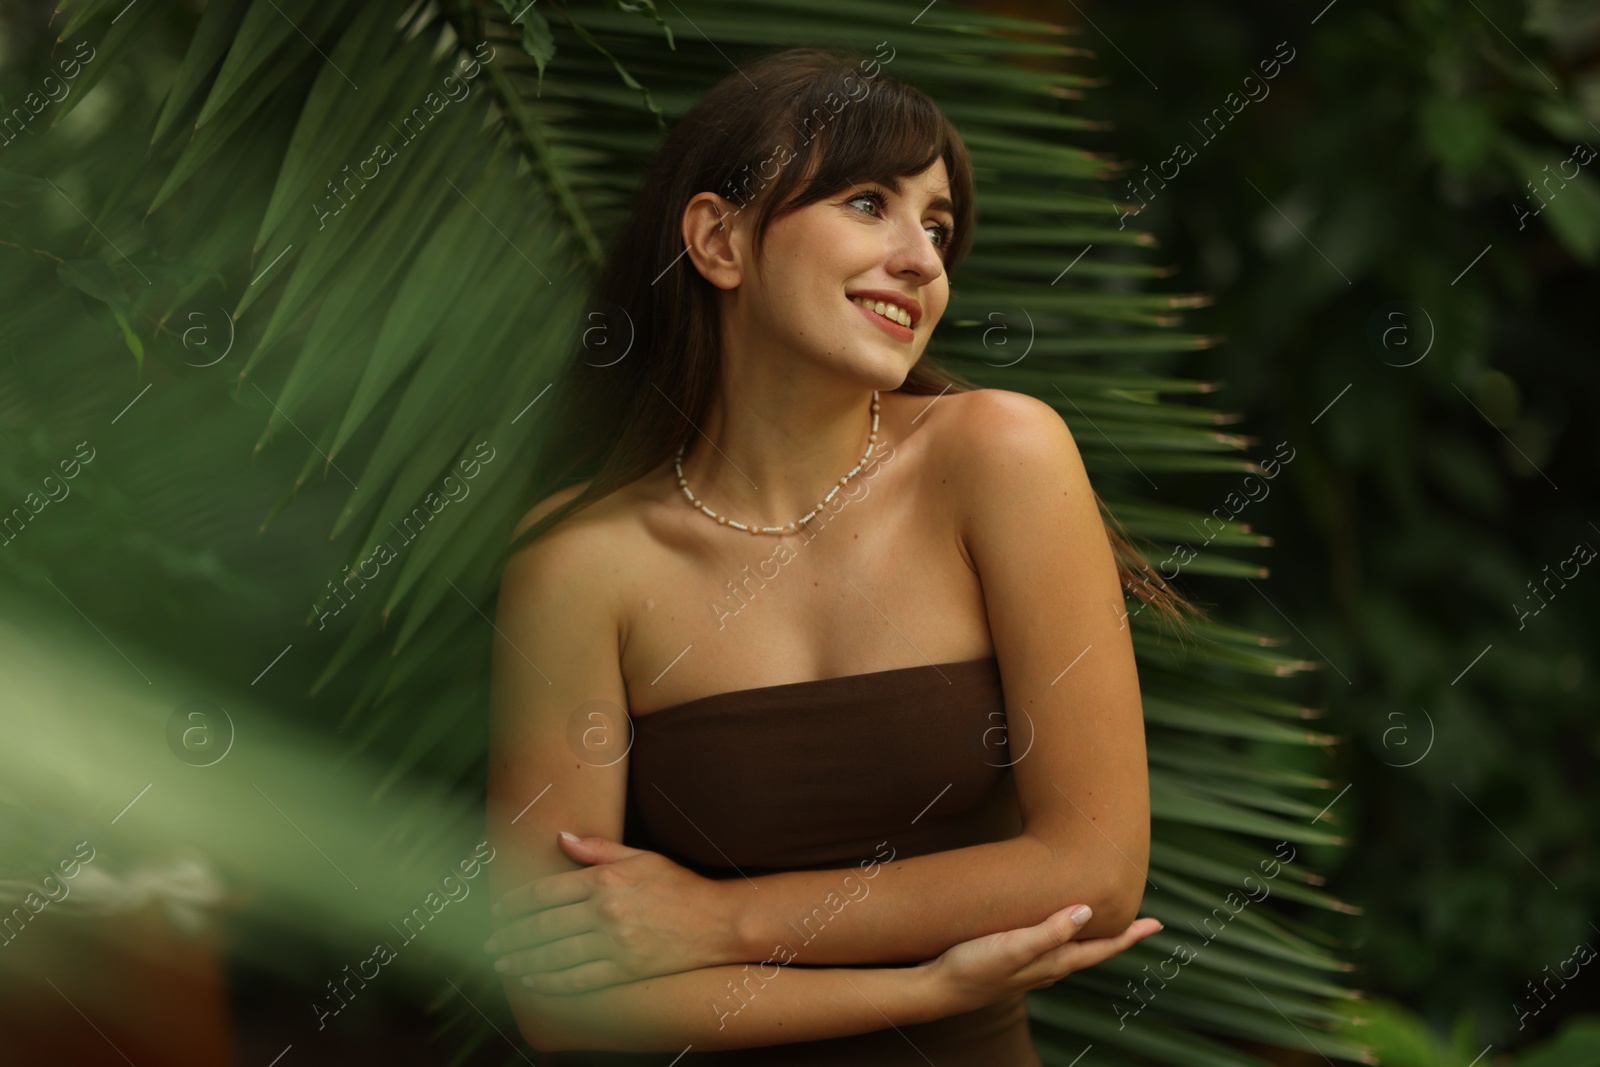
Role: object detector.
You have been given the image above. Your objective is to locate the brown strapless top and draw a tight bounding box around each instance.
[542,656,1041,1066]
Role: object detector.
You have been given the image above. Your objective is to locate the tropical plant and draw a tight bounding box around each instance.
[1074,0,1600,1042]
[0,0,1365,1062]
[1330,999,1600,1067]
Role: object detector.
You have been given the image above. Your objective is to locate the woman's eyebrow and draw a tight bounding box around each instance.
[876,174,956,216]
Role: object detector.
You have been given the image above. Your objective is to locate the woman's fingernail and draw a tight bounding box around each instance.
[1068,905,1092,926]
[558,831,579,844]
[483,938,497,954]
[494,958,510,973]
[490,902,503,919]
[520,975,535,987]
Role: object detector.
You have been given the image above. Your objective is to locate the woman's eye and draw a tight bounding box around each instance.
[847,192,883,215]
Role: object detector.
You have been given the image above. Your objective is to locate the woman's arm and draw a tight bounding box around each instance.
[511,904,1160,1053]
[538,829,1129,972]
[504,954,952,1052]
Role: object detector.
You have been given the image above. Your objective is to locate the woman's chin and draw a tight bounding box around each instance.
[855,353,920,391]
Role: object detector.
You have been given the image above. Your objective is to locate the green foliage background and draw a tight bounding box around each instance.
[1072,0,1600,1053]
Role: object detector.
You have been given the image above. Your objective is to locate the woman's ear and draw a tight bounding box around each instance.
[682,191,744,289]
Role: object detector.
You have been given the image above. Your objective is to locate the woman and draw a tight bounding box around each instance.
[482,47,1180,1063]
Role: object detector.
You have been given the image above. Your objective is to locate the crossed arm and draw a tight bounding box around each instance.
[486,392,1151,1052]
[718,826,1142,968]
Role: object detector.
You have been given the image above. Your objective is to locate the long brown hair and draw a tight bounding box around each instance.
[512,46,1193,626]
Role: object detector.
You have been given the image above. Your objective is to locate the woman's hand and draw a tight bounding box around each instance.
[485,833,737,994]
[925,904,1162,1011]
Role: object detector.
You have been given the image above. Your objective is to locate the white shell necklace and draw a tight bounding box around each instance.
[674,391,881,535]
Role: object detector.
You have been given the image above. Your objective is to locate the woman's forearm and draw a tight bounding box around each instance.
[724,832,1142,966]
[507,959,960,1053]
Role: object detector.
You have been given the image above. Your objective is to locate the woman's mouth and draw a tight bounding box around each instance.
[849,296,915,342]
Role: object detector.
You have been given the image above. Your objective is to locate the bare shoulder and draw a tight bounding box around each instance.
[917,387,1093,566]
[927,386,1084,489]
[500,478,643,616]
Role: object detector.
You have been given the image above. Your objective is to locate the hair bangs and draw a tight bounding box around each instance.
[732,57,976,270]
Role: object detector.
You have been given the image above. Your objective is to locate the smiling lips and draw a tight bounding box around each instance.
[847,292,919,341]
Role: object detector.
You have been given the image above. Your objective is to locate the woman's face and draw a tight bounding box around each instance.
[728,158,955,389]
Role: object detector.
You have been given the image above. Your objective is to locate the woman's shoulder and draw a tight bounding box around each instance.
[496,481,651,668]
[503,477,650,592]
[938,384,1068,431]
[922,386,1079,472]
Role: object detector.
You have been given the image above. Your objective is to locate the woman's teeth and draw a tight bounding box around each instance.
[851,296,912,328]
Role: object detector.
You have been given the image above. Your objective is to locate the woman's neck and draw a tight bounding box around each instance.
[682,369,881,531]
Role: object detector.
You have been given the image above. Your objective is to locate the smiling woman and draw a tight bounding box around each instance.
[483,47,1185,1064]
